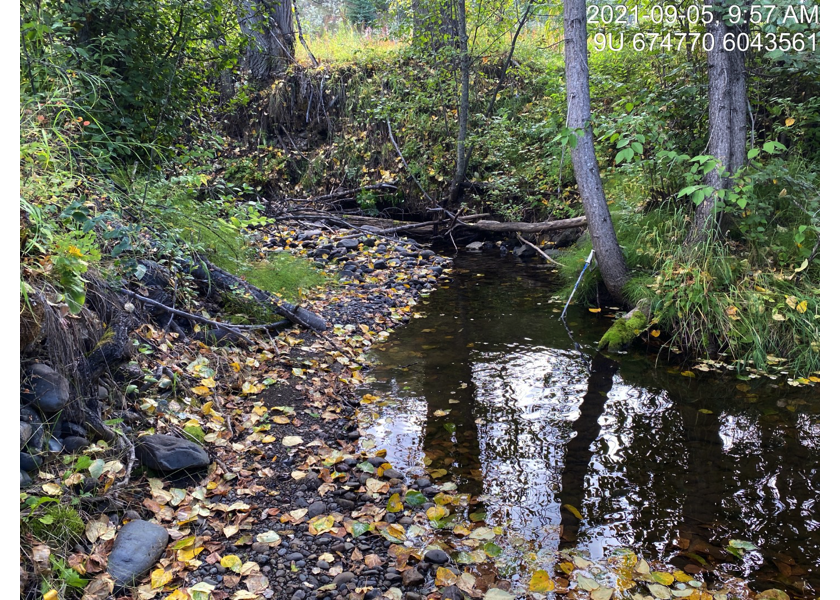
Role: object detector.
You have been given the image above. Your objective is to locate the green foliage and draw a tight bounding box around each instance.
[21,0,240,154]
[27,505,85,546]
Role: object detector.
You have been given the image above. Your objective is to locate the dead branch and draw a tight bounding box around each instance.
[516,233,561,266]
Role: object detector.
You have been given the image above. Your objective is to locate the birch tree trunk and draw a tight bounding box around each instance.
[564,0,628,302]
[449,0,470,204]
[687,0,748,245]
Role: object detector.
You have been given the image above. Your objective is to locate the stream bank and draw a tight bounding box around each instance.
[20,225,815,600]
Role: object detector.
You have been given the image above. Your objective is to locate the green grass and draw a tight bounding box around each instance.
[298,26,401,66]
[550,198,819,377]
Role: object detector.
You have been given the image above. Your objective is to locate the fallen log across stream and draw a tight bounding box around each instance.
[185,257,328,331]
[461,216,587,233]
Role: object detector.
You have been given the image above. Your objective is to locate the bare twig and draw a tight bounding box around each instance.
[516,233,561,266]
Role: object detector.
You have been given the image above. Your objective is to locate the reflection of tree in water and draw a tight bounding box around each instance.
[362,256,819,597]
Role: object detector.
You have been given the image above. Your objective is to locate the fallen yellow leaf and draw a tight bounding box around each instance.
[151,568,173,589]
[529,569,555,593]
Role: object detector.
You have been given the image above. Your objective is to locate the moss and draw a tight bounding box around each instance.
[28,505,85,545]
[598,307,649,352]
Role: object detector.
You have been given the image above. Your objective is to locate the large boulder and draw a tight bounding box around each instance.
[107,520,169,587]
[21,364,70,413]
[136,434,210,473]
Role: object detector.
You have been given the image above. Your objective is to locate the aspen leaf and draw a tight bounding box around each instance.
[220,555,243,573]
[796,300,807,313]
[589,308,601,313]
[386,493,404,512]
[529,569,554,592]
[650,330,660,337]
[282,436,303,447]
[43,591,59,600]
[785,117,795,126]
[151,568,173,588]
[435,567,457,587]
[426,505,449,520]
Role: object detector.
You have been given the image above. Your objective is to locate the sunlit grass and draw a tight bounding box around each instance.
[297,27,402,66]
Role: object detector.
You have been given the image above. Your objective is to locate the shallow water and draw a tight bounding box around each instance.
[357,254,819,598]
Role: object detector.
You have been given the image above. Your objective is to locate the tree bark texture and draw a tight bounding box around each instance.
[240,0,296,85]
[449,0,470,204]
[564,0,629,301]
[688,0,748,245]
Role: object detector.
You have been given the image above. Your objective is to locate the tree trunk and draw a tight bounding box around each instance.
[564,0,628,302]
[449,0,470,204]
[240,0,296,85]
[687,0,748,245]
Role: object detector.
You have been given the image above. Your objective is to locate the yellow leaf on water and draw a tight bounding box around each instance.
[562,504,583,520]
[150,568,173,589]
[529,570,555,593]
[589,308,601,313]
[652,571,674,586]
[426,505,449,521]
[681,371,696,378]
[435,567,457,587]
[785,117,795,127]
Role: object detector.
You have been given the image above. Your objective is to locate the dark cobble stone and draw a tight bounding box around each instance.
[22,363,70,413]
[440,585,464,600]
[20,452,42,473]
[368,457,387,468]
[384,513,397,523]
[415,478,431,488]
[338,499,355,510]
[62,436,89,453]
[405,593,423,600]
[136,434,209,473]
[383,468,403,480]
[317,560,330,570]
[423,549,449,564]
[287,552,305,561]
[334,572,355,585]
[292,590,307,600]
[343,458,358,468]
[308,501,327,517]
[402,567,424,588]
[384,573,402,583]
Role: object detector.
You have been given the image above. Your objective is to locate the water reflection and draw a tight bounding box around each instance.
[358,255,819,598]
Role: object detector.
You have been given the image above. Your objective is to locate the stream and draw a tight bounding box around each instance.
[356,254,819,598]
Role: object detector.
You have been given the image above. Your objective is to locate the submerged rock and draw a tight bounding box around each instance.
[136,434,209,473]
[107,520,169,587]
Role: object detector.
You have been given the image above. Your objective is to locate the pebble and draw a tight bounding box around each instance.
[308,501,327,517]
[403,567,424,587]
[334,572,355,585]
